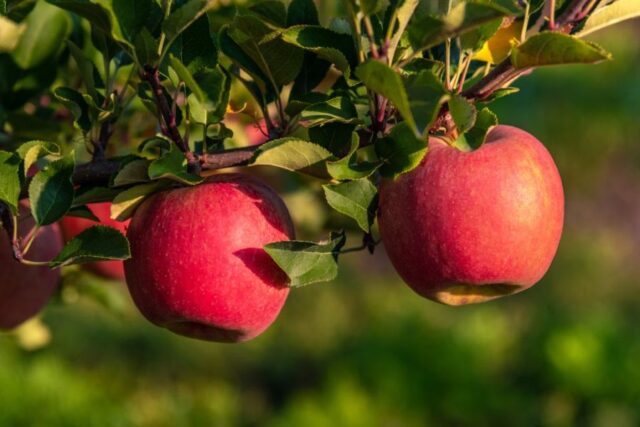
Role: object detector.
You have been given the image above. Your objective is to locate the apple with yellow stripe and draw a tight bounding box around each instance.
[379,126,564,305]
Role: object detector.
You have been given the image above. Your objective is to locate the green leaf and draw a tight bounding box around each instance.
[218,26,272,96]
[250,0,287,27]
[50,225,131,268]
[72,186,120,207]
[281,25,357,77]
[300,96,359,127]
[323,179,378,232]
[54,87,91,132]
[465,107,498,150]
[264,231,346,287]
[404,70,449,135]
[356,60,417,133]
[449,94,477,134]
[16,140,61,176]
[0,14,26,52]
[577,0,640,37]
[227,14,304,87]
[308,122,355,156]
[375,122,427,179]
[387,0,419,60]
[511,32,612,69]
[0,150,21,213]
[45,0,131,49]
[287,0,319,26]
[110,181,167,221]
[66,40,98,101]
[252,137,333,176]
[112,158,150,187]
[148,145,203,185]
[111,0,161,42]
[359,0,385,15]
[326,133,381,180]
[12,1,71,69]
[169,14,217,74]
[162,0,214,51]
[65,205,100,221]
[408,0,518,50]
[134,27,159,66]
[28,154,75,225]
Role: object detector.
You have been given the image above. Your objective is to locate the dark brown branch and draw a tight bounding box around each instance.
[142,67,192,156]
[199,146,258,171]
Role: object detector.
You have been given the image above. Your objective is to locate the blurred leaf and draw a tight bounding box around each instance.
[376,122,427,178]
[134,27,159,66]
[45,0,131,49]
[264,231,346,287]
[287,0,319,26]
[577,0,640,37]
[323,179,378,232]
[449,94,477,134]
[0,15,25,52]
[50,225,130,268]
[249,0,286,26]
[12,1,70,69]
[29,154,75,225]
[356,60,417,133]
[360,0,385,15]
[511,32,612,68]
[66,41,98,100]
[252,138,333,176]
[0,150,21,213]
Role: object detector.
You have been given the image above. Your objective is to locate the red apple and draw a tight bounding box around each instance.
[124,174,295,342]
[379,125,564,305]
[0,205,63,330]
[59,203,129,280]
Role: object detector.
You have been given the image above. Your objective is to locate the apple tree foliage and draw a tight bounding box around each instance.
[0,0,638,286]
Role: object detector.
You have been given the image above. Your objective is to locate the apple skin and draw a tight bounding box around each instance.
[59,203,129,280]
[124,174,295,343]
[378,125,564,305]
[0,205,63,330]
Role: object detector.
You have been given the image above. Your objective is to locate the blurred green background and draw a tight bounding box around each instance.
[2,11,640,427]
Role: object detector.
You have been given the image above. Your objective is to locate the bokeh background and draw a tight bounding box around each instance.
[1,4,640,427]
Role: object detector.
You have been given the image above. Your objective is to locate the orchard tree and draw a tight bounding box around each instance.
[0,0,638,342]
